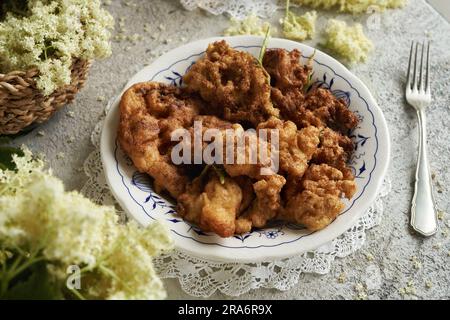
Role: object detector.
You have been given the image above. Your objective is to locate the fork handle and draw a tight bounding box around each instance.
[410,109,438,236]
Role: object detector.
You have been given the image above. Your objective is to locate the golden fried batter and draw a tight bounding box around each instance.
[263,48,359,133]
[234,176,255,214]
[281,164,356,231]
[118,43,361,237]
[312,127,355,179]
[237,174,286,233]
[304,87,359,132]
[270,88,323,128]
[283,127,355,204]
[184,40,279,126]
[257,117,320,178]
[263,48,311,91]
[118,82,200,198]
[177,173,243,237]
[222,129,276,179]
[184,115,276,178]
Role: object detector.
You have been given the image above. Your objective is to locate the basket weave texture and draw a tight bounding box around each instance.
[0,58,91,135]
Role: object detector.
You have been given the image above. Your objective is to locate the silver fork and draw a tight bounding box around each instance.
[406,41,437,236]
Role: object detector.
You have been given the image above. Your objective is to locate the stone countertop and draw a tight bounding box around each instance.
[13,0,450,299]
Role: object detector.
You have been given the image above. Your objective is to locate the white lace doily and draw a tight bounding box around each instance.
[180,0,279,19]
[81,99,391,297]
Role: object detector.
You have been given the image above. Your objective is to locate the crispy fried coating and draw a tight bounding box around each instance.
[270,88,323,128]
[283,127,355,206]
[237,174,286,233]
[271,85,359,133]
[234,176,255,214]
[177,174,243,237]
[313,127,355,179]
[281,164,356,231]
[185,115,276,178]
[118,82,200,198]
[183,40,279,126]
[304,87,359,132]
[263,48,311,91]
[257,117,320,178]
[263,48,358,133]
[223,128,276,179]
[118,43,361,237]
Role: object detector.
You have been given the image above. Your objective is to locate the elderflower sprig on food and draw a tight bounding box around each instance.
[0,0,114,95]
[304,50,316,93]
[0,148,173,299]
[198,165,226,185]
[257,28,272,86]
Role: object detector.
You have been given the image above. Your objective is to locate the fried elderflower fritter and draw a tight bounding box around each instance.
[118,82,201,198]
[257,117,320,178]
[236,174,286,233]
[263,48,359,132]
[118,43,361,237]
[177,173,243,237]
[183,40,279,126]
[281,164,356,231]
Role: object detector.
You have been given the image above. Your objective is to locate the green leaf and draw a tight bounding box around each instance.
[3,261,63,300]
[0,146,23,171]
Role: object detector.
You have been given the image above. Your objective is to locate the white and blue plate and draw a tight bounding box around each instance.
[101,36,390,263]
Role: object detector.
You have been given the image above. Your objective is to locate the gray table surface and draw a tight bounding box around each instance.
[13,0,450,299]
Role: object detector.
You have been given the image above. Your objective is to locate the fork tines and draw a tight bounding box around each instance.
[407,41,431,93]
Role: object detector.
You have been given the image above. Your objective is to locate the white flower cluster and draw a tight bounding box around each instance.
[0,149,174,300]
[224,13,272,36]
[281,10,317,41]
[323,19,374,63]
[0,0,114,95]
[291,0,406,14]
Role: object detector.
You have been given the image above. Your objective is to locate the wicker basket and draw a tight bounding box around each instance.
[0,58,91,135]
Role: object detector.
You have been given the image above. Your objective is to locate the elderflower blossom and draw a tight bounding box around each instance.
[0,0,114,95]
[281,10,317,41]
[323,19,373,64]
[0,148,173,299]
[224,13,272,36]
[88,222,172,300]
[291,0,406,14]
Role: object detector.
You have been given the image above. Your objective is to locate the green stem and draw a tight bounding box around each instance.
[0,255,22,297]
[0,253,23,296]
[8,254,24,276]
[1,258,6,279]
[258,26,271,65]
[8,256,45,280]
[286,0,290,18]
[212,165,226,185]
[79,264,96,274]
[98,264,134,293]
[0,245,46,297]
[198,164,211,180]
[69,288,86,300]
